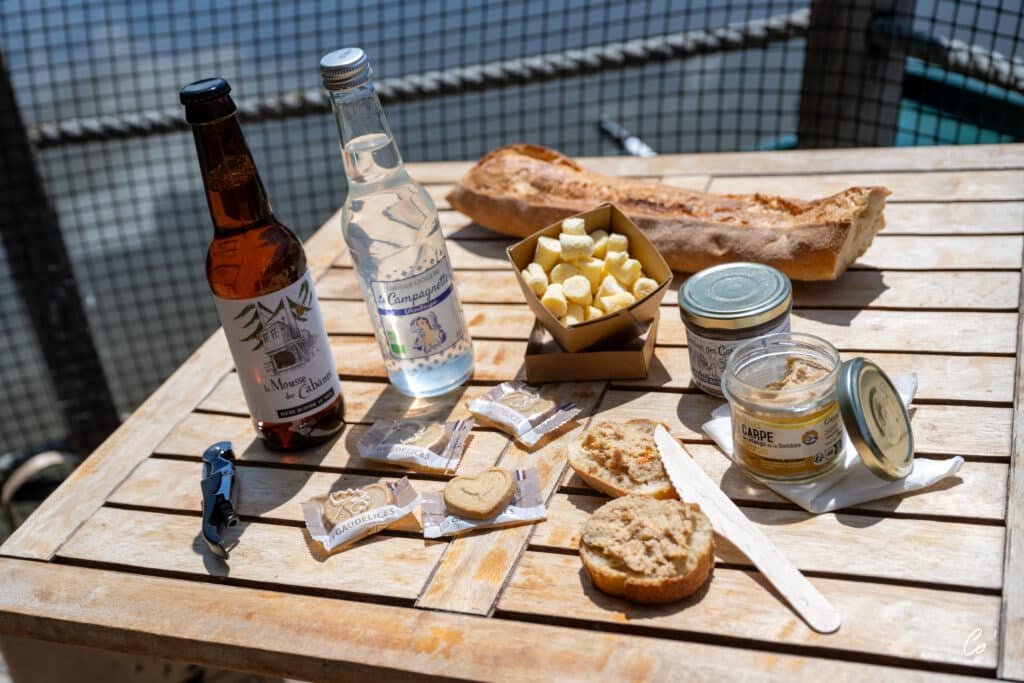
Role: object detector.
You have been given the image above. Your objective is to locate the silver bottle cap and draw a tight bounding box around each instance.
[320,48,371,91]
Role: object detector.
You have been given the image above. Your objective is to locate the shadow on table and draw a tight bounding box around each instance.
[791,266,889,311]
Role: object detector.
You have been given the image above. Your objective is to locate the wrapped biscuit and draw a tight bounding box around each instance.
[357,418,473,473]
[301,478,419,552]
[468,381,581,447]
[422,467,545,538]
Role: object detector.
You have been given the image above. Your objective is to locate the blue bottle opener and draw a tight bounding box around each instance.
[201,441,239,558]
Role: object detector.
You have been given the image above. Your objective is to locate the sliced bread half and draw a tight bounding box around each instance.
[568,419,675,499]
[580,495,714,604]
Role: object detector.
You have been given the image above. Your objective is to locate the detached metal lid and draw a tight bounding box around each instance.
[837,358,914,480]
[679,262,792,330]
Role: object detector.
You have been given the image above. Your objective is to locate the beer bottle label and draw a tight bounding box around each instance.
[369,256,465,360]
[214,270,340,424]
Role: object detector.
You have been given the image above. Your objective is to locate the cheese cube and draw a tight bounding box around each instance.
[590,230,609,258]
[607,256,643,288]
[561,217,586,235]
[541,283,568,318]
[577,257,605,291]
[586,305,605,321]
[606,233,629,253]
[633,276,658,299]
[550,262,579,285]
[596,274,625,301]
[521,263,548,296]
[600,291,636,313]
[562,275,593,306]
[564,302,585,325]
[559,233,594,261]
[533,236,561,272]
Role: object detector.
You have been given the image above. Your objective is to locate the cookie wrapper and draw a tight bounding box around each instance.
[468,381,580,447]
[301,478,419,552]
[423,467,546,538]
[356,418,474,473]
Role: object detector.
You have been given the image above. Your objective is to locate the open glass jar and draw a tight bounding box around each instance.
[722,332,917,483]
[721,333,845,482]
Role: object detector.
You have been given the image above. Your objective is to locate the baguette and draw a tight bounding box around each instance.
[446,144,890,281]
[580,495,714,604]
[568,419,676,499]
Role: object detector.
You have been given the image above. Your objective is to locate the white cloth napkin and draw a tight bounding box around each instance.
[702,373,964,514]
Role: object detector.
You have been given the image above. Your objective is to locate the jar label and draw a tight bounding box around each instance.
[214,270,340,424]
[369,255,465,360]
[685,317,791,394]
[732,401,844,478]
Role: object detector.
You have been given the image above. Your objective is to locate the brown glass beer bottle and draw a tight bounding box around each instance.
[181,78,343,449]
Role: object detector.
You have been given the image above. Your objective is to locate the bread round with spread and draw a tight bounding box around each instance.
[568,419,675,499]
[580,495,714,604]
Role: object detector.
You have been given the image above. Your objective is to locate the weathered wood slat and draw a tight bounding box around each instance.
[619,349,1017,404]
[198,377,488,423]
[321,300,1019,354]
[999,244,1024,679]
[1,560,976,683]
[562,444,1008,522]
[705,170,1024,202]
[156,412,510,476]
[437,202,1024,239]
[331,335,526,383]
[194,372,1013,458]
[58,507,445,600]
[531,493,1003,589]
[321,267,1022,312]
[106,456,1003,590]
[882,202,1024,235]
[336,234,1024,271]
[596,389,1012,458]
[406,145,1024,183]
[417,382,606,615]
[857,235,1021,270]
[498,552,1001,669]
[109,459,445,533]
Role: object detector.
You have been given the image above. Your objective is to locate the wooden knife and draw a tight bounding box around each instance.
[654,425,841,634]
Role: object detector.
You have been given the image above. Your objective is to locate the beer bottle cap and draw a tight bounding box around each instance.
[180,78,236,123]
[320,48,371,91]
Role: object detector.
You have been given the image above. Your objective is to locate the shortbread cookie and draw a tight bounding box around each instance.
[443,467,515,520]
[323,483,391,524]
[568,419,675,499]
[580,495,714,604]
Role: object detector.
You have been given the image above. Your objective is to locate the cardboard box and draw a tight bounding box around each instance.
[506,204,672,353]
[524,312,659,383]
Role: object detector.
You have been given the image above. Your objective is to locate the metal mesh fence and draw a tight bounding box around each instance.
[0,0,1021,460]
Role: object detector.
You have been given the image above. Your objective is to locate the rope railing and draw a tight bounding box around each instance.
[870,14,1024,95]
[27,8,811,148]
[24,7,1023,150]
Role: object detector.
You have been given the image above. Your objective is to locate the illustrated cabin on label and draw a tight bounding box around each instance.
[261,308,314,375]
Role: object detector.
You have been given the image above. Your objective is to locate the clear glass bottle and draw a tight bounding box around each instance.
[321,48,473,397]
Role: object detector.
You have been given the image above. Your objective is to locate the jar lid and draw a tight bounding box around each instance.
[837,358,914,480]
[679,262,792,330]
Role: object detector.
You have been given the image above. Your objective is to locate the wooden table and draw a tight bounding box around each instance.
[2,145,1023,682]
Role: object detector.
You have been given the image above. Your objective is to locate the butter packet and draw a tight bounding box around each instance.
[423,467,545,539]
[356,418,474,473]
[468,381,580,447]
[301,478,419,552]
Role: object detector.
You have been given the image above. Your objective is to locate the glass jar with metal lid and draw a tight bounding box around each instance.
[722,332,915,483]
[679,262,792,396]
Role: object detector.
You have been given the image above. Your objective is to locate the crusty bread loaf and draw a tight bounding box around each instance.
[580,495,714,604]
[568,419,675,499]
[446,144,890,281]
